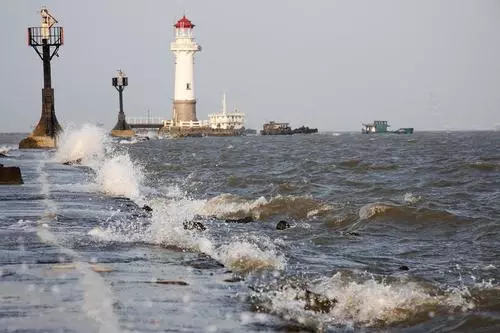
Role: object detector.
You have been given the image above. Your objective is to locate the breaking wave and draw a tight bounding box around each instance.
[358,202,466,223]
[466,161,499,172]
[54,123,109,165]
[250,270,481,330]
[214,235,286,273]
[89,192,287,274]
[95,154,144,198]
[200,193,334,220]
[55,123,144,199]
[148,197,287,273]
[0,144,17,155]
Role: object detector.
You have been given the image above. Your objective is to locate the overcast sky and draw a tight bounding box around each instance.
[2,0,500,132]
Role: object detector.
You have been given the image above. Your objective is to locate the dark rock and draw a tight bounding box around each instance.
[183,220,206,231]
[63,158,82,165]
[345,231,360,236]
[142,204,153,212]
[276,220,291,230]
[398,265,410,271]
[184,255,224,269]
[154,279,189,286]
[225,216,254,223]
[0,166,23,185]
[303,289,337,313]
[224,276,245,283]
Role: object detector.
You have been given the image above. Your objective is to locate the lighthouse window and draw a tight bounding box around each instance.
[186,83,191,90]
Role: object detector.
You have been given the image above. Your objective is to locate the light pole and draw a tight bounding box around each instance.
[19,7,64,149]
[110,70,134,137]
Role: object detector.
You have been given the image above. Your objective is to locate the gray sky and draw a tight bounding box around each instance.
[2,0,500,132]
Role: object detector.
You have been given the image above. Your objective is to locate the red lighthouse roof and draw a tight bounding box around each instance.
[175,16,194,29]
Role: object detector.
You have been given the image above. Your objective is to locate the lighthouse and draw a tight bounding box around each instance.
[170,16,202,125]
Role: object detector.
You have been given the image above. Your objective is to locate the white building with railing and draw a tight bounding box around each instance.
[162,119,209,129]
[208,93,245,130]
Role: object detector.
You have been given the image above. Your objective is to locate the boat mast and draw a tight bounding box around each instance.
[222,92,227,115]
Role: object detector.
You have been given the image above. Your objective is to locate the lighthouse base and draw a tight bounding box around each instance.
[19,88,62,149]
[19,135,57,149]
[110,129,135,138]
[173,100,197,123]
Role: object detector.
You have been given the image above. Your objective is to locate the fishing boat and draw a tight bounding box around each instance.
[362,120,413,134]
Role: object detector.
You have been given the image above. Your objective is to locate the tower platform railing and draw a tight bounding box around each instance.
[28,26,64,46]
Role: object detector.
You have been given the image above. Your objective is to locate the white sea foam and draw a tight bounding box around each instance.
[358,202,394,220]
[306,203,334,218]
[90,193,287,274]
[264,271,475,328]
[200,193,329,220]
[54,124,146,200]
[213,236,286,273]
[119,138,138,145]
[404,192,422,205]
[201,193,268,218]
[95,154,144,199]
[0,144,17,154]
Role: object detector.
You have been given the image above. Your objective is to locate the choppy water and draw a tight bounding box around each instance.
[1,128,499,332]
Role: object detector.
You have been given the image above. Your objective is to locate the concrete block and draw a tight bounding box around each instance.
[0,166,23,184]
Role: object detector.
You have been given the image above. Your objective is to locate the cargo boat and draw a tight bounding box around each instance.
[260,121,318,135]
[362,120,413,134]
[260,121,293,135]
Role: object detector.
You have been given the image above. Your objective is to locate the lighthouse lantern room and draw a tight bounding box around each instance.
[170,15,202,125]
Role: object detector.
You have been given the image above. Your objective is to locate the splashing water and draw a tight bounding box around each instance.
[95,154,144,199]
[0,144,17,155]
[258,271,476,329]
[404,192,422,205]
[54,124,145,199]
[54,123,109,165]
[214,236,286,273]
[316,272,475,326]
[200,193,331,220]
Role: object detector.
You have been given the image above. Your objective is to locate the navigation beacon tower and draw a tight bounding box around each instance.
[170,16,202,125]
[19,7,64,149]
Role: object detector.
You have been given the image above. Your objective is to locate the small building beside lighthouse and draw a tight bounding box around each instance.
[208,93,245,130]
[170,15,201,125]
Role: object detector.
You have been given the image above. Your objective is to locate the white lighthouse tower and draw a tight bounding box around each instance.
[170,15,202,125]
